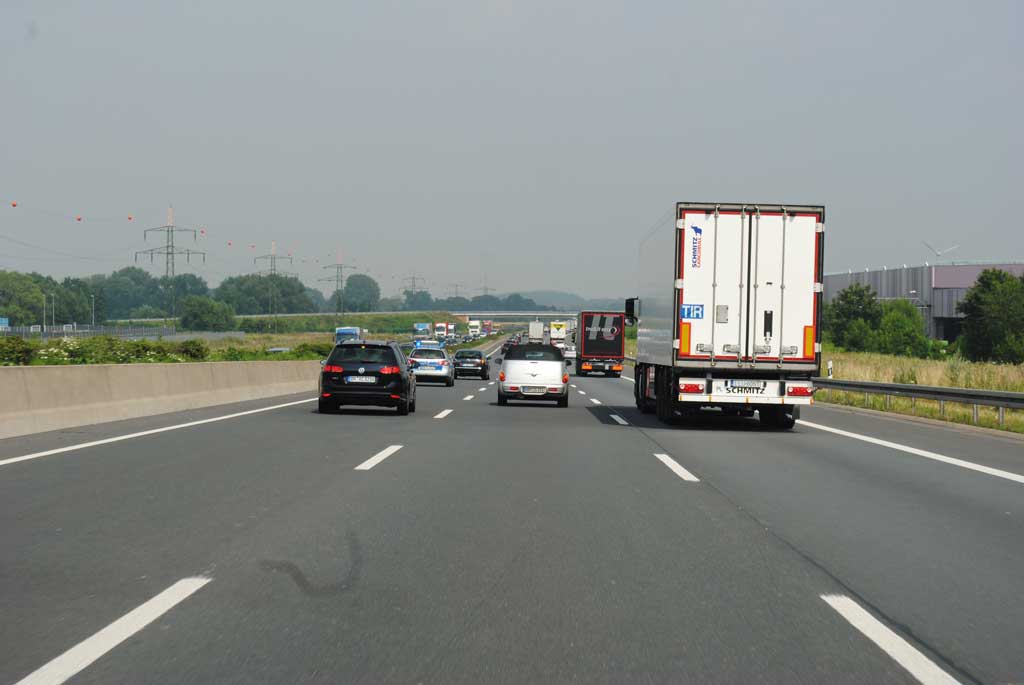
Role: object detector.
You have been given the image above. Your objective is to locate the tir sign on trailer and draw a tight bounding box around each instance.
[676,207,823,367]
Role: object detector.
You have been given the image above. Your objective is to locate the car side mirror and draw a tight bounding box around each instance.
[565,359,572,366]
[320,359,327,366]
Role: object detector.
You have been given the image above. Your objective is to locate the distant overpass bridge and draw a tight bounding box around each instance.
[450,311,578,321]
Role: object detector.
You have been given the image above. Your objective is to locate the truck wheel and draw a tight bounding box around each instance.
[655,367,673,423]
[577,367,587,377]
[635,365,654,414]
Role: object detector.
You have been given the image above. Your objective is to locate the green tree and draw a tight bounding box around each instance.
[343,274,381,312]
[179,296,236,331]
[128,305,167,319]
[97,267,161,319]
[826,283,883,346]
[403,289,434,311]
[0,270,45,326]
[155,273,209,315]
[214,274,315,315]
[841,318,875,352]
[305,287,328,312]
[957,269,1024,363]
[378,296,403,311]
[876,299,929,358]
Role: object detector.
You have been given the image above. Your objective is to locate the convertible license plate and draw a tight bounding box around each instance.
[346,376,376,383]
[521,385,547,393]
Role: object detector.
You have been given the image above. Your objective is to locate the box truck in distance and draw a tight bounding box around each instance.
[627,203,824,429]
[528,320,545,343]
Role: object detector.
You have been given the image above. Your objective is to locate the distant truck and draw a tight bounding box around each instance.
[576,312,625,377]
[468,320,481,336]
[413,322,431,339]
[446,322,457,338]
[549,321,567,342]
[528,321,545,343]
[434,322,447,340]
[626,202,824,429]
[482,320,493,335]
[334,326,366,344]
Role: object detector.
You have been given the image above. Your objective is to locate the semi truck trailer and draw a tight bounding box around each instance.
[576,311,625,377]
[626,202,824,429]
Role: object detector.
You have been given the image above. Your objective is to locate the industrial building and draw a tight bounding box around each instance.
[823,262,1024,340]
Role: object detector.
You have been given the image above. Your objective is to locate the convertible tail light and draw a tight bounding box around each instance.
[378,366,402,375]
[680,383,705,394]
[324,365,344,373]
[562,373,569,383]
[499,371,506,381]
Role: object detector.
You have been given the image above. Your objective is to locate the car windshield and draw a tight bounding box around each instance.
[327,346,397,365]
[411,349,445,360]
[504,347,563,361]
[455,351,482,359]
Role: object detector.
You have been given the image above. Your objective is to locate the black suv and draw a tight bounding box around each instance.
[319,341,416,415]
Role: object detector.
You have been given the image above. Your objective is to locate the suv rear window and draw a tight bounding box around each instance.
[454,350,482,359]
[410,348,445,360]
[328,345,397,365]
[504,346,563,361]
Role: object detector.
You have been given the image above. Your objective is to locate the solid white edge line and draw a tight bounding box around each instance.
[820,594,960,685]
[462,395,474,401]
[354,444,404,471]
[797,420,1024,485]
[610,414,629,425]
[433,409,453,419]
[0,398,317,468]
[590,398,602,405]
[654,453,700,482]
[14,576,212,685]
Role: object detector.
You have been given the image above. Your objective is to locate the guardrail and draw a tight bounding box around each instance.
[812,377,1024,428]
[623,356,1022,428]
[1,325,177,339]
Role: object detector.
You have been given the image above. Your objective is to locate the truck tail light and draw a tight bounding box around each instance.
[378,366,402,375]
[499,371,506,381]
[680,383,704,394]
[581,363,593,370]
[612,364,623,371]
[324,365,344,373]
[787,385,814,397]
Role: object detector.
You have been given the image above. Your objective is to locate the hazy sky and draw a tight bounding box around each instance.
[2,0,1021,298]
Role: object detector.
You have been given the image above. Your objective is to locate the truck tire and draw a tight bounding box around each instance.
[655,367,674,423]
[635,365,655,414]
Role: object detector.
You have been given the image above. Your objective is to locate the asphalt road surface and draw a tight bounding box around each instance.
[2,344,1022,684]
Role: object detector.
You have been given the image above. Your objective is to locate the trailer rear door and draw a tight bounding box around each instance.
[676,205,823,369]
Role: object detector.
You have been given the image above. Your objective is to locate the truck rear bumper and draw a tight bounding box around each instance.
[676,394,814,405]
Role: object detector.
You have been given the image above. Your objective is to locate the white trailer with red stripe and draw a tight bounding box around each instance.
[626,202,824,429]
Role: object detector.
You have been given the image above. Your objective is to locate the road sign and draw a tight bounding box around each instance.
[0,317,8,327]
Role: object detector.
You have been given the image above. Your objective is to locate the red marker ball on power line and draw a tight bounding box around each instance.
[10,201,17,208]
[227,241,233,247]
[128,215,133,221]
[76,216,82,222]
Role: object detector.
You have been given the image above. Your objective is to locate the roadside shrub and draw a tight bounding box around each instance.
[0,336,34,365]
[294,341,333,358]
[176,339,210,360]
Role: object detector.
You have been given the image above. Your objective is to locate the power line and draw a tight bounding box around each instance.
[446,283,467,298]
[253,241,294,332]
[478,274,496,297]
[402,273,427,293]
[319,254,358,315]
[134,207,205,317]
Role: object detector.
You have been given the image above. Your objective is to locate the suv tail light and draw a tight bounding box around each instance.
[499,371,506,381]
[787,385,814,397]
[324,365,344,373]
[378,366,402,375]
[680,383,704,393]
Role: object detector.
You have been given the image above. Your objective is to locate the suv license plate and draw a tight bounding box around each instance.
[346,376,376,383]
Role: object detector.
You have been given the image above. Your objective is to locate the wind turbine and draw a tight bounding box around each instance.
[922,240,958,260]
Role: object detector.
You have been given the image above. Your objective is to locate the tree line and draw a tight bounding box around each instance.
[0,267,554,331]
[824,268,1024,363]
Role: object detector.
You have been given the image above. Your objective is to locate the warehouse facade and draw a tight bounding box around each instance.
[823,262,1024,340]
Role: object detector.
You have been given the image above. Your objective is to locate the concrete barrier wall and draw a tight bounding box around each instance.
[0,361,320,440]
